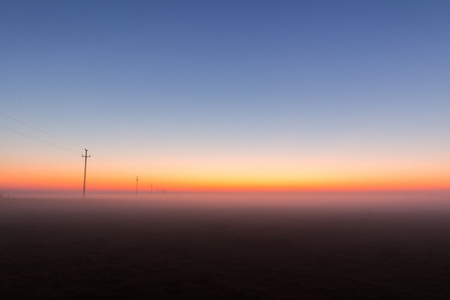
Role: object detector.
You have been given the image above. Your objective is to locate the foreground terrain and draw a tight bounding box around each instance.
[1,197,450,299]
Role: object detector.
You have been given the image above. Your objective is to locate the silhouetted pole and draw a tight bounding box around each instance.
[82,148,90,199]
[136,176,139,195]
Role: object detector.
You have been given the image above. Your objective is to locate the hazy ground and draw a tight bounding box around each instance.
[1,194,450,299]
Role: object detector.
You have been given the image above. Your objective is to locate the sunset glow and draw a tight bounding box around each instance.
[1,1,449,203]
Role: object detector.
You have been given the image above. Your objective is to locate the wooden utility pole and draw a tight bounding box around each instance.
[82,148,90,199]
[136,176,139,195]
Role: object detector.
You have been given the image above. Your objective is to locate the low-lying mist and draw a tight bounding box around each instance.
[2,190,450,229]
[2,190,450,214]
[2,191,450,298]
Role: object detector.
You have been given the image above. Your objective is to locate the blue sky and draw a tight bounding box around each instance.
[1,0,450,191]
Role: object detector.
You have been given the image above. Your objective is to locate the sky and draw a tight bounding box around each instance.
[1,0,450,194]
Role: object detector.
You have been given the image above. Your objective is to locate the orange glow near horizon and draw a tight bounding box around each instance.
[2,151,449,193]
[2,168,450,193]
[2,128,449,194]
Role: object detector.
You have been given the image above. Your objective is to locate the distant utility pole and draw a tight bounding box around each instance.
[82,148,90,199]
[150,184,152,194]
[136,176,139,195]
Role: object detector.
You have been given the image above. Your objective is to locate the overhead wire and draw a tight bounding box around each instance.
[0,112,84,150]
[90,156,137,181]
[0,123,80,154]
[1,112,143,185]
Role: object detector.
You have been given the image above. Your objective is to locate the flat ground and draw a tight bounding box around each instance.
[1,198,450,299]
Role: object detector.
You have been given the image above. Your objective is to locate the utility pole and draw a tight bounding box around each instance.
[150,183,152,194]
[136,176,139,195]
[82,148,90,199]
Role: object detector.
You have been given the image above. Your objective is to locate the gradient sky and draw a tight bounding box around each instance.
[1,0,449,193]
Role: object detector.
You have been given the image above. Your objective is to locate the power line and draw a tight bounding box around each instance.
[0,124,79,154]
[0,112,84,150]
[1,120,137,183]
[0,113,134,179]
[90,156,136,180]
[1,112,149,193]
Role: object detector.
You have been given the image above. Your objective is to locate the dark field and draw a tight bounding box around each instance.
[1,197,450,299]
